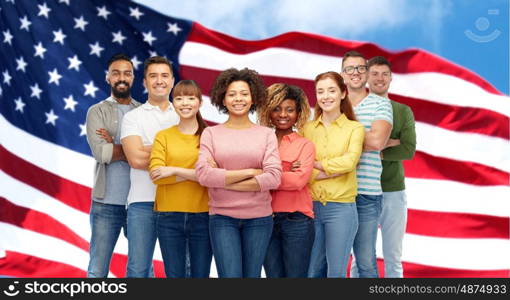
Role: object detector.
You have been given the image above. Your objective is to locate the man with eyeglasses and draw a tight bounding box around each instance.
[340,51,393,278]
[85,53,141,277]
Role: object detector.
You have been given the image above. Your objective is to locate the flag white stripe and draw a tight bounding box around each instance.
[0,222,93,275]
[406,178,510,217]
[415,122,510,173]
[0,114,95,188]
[0,170,91,241]
[377,232,510,270]
[181,41,510,117]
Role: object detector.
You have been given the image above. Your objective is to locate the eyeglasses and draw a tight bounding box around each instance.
[342,65,368,75]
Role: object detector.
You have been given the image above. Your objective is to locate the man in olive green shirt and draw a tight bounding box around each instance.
[367,56,416,277]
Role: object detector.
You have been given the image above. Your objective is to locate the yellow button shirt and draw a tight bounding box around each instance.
[302,114,365,204]
[149,126,209,212]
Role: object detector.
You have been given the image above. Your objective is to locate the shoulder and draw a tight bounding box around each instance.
[301,120,316,133]
[87,99,109,112]
[295,135,315,151]
[131,99,142,107]
[203,124,222,134]
[124,104,146,118]
[156,125,177,137]
[391,100,414,116]
[346,118,364,128]
[254,124,273,134]
[366,94,390,106]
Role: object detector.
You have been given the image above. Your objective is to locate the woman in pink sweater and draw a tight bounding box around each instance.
[196,68,282,278]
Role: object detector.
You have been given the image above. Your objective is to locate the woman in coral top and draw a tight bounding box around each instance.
[302,71,365,278]
[149,80,211,278]
[257,83,316,278]
[195,68,282,278]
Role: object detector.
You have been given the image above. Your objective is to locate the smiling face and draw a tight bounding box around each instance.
[144,63,175,101]
[172,94,201,120]
[368,64,392,97]
[223,80,252,117]
[107,59,134,99]
[315,77,346,114]
[341,56,368,91]
[270,99,298,132]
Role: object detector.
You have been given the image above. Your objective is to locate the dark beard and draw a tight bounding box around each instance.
[111,81,131,99]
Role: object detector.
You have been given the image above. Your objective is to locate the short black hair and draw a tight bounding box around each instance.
[367,56,392,71]
[107,53,133,69]
[143,56,173,77]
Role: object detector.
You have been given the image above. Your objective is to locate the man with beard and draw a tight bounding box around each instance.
[85,54,141,277]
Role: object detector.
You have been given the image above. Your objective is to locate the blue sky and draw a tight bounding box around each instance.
[135,0,509,95]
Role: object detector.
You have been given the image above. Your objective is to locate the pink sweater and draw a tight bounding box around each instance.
[196,124,282,219]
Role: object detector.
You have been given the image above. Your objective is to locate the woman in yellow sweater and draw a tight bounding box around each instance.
[149,80,210,278]
[302,71,365,278]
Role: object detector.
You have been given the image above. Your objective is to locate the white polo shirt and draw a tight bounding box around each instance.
[121,101,179,205]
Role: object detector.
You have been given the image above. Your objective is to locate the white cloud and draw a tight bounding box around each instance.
[134,0,452,42]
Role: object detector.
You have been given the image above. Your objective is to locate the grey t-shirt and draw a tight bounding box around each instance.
[92,104,132,205]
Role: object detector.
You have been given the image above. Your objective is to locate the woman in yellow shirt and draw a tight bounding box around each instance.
[302,71,365,278]
[149,80,211,278]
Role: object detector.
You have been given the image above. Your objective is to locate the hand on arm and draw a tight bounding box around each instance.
[311,125,365,182]
[208,157,262,184]
[224,178,261,191]
[96,128,126,161]
[150,166,196,184]
[121,135,150,170]
[381,107,417,161]
[363,119,392,151]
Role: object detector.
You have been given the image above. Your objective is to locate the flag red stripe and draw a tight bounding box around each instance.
[188,23,502,95]
[0,145,91,214]
[0,198,166,278]
[0,197,122,278]
[390,94,509,140]
[404,151,509,186]
[406,209,509,239]
[181,65,509,140]
[0,251,86,278]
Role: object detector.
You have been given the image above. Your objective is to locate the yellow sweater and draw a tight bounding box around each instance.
[302,114,365,204]
[149,126,209,212]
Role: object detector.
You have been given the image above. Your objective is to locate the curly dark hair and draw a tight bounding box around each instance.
[257,83,311,131]
[209,68,266,114]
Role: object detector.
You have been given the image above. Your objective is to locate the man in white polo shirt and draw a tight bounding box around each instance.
[121,56,179,277]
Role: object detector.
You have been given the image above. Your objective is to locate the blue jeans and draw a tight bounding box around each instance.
[351,191,407,278]
[263,212,315,278]
[87,201,127,278]
[156,212,212,278]
[380,190,407,277]
[351,194,382,278]
[307,201,358,278]
[126,202,157,278]
[209,214,273,278]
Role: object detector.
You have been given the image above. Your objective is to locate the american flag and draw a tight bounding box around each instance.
[1,0,508,278]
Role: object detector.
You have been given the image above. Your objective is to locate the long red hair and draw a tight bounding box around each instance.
[313,71,356,121]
